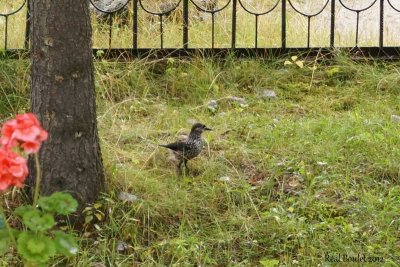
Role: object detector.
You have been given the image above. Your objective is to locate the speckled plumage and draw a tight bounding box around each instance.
[160,123,212,173]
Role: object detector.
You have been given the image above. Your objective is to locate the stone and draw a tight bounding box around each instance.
[207,100,218,112]
[117,240,129,252]
[391,114,400,123]
[218,176,231,182]
[258,89,277,100]
[226,96,247,105]
[118,191,139,202]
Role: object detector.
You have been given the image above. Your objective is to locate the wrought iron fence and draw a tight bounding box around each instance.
[1,0,400,58]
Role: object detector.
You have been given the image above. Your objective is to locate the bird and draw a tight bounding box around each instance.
[160,123,212,174]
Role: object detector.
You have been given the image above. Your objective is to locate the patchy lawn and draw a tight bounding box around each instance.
[1,54,400,266]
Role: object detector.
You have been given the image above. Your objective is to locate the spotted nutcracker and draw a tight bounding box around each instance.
[160,123,212,173]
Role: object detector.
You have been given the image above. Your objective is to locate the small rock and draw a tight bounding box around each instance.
[226,96,247,106]
[207,100,218,112]
[118,192,139,203]
[258,89,277,100]
[391,115,400,123]
[168,152,178,162]
[218,176,231,182]
[317,161,328,166]
[117,240,129,252]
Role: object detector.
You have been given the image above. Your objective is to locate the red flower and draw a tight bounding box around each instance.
[1,113,48,154]
[0,147,28,191]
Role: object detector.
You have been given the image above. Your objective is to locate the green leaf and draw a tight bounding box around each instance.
[94,212,104,221]
[260,259,280,267]
[326,67,340,77]
[0,229,10,255]
[93,203,102,209]
[84,215,94,225]
[17,232,56,264]
[22,210,55,232]
[38,192,78,215]
[95,50,104,58]
[14,205,36,218]
[54,231,78,256]
[167,57,175,65]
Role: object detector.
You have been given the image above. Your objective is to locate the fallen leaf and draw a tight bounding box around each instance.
[295,60,304,68]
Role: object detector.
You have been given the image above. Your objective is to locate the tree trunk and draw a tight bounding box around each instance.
[29,0,105,209]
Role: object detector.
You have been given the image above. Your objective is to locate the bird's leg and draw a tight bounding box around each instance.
[177,160,183,176]
[183,159,189,175]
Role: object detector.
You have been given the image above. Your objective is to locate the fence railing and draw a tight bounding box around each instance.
[1,0,400,59]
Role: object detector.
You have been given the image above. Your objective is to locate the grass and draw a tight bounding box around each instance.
[1,52,400,266]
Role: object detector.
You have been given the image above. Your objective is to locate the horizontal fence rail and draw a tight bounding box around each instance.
[1,0,400,59]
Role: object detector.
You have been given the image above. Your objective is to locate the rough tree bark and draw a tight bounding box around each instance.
[29,0,105,209]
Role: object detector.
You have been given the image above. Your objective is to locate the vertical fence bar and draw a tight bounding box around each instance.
[379,0,384,47]
[330,0,335,48]
[255,15,258,49]
[133,0,138,49]
[355,11,359,47]
[307,16,311,48]
[4,16,8,50]
[159,15,164,49]
[108,14,113,49]
[211,14,215,49]
[183,0,189,49]
[281,0,286,49]
[231,0,237,48]
[24,0,31,49]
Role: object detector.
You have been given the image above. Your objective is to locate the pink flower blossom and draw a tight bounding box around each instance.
[1,113,48,154]
[0,147,28,191]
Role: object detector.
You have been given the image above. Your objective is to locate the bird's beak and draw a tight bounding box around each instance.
[204,127,212,131]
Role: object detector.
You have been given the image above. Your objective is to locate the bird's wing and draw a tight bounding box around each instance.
[159,141,188,152]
